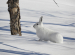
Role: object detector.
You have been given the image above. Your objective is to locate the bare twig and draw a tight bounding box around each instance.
[53,0,59,7]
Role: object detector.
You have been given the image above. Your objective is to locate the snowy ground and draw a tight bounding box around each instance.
[0,0,75,55]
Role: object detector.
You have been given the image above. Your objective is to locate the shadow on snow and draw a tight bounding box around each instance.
[0,18,75,27]
[63,37,75,40]
[0,49,49,55]
[0,27,10,31]
[0,26,36,35]
[0,42,49,55]
[22,30,36,35]
[44,23,75,27]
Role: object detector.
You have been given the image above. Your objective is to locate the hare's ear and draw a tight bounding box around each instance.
[39,16,43,23]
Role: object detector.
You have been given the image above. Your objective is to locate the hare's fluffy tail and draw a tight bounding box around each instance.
[55,33,63,43]
[49,33,63,43]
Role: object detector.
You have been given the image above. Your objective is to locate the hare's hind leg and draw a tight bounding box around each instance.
[44,38,48,41]
[39,39,42,41]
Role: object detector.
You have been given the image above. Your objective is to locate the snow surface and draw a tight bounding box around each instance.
[0,0,75,55]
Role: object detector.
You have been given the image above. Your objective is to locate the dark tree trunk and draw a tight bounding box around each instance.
[7,0,22,36]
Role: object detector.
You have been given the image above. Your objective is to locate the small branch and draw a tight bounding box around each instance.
[53,0,59,7]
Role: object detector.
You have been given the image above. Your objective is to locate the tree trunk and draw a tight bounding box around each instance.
[7,0,22,36]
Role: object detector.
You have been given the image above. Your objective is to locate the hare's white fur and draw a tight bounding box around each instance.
[33,16,63,43]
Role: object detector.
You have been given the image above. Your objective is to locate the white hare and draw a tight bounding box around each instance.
[33,16,63,43]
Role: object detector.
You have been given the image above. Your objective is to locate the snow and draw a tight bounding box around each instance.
[56,0,75,6]
[0,0,75,55]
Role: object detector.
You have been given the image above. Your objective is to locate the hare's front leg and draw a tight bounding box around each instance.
[44,39,48,41]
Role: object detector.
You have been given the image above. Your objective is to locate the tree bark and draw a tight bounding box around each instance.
[7,0,22,36]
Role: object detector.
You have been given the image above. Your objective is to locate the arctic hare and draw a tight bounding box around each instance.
[33,16,63,43]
